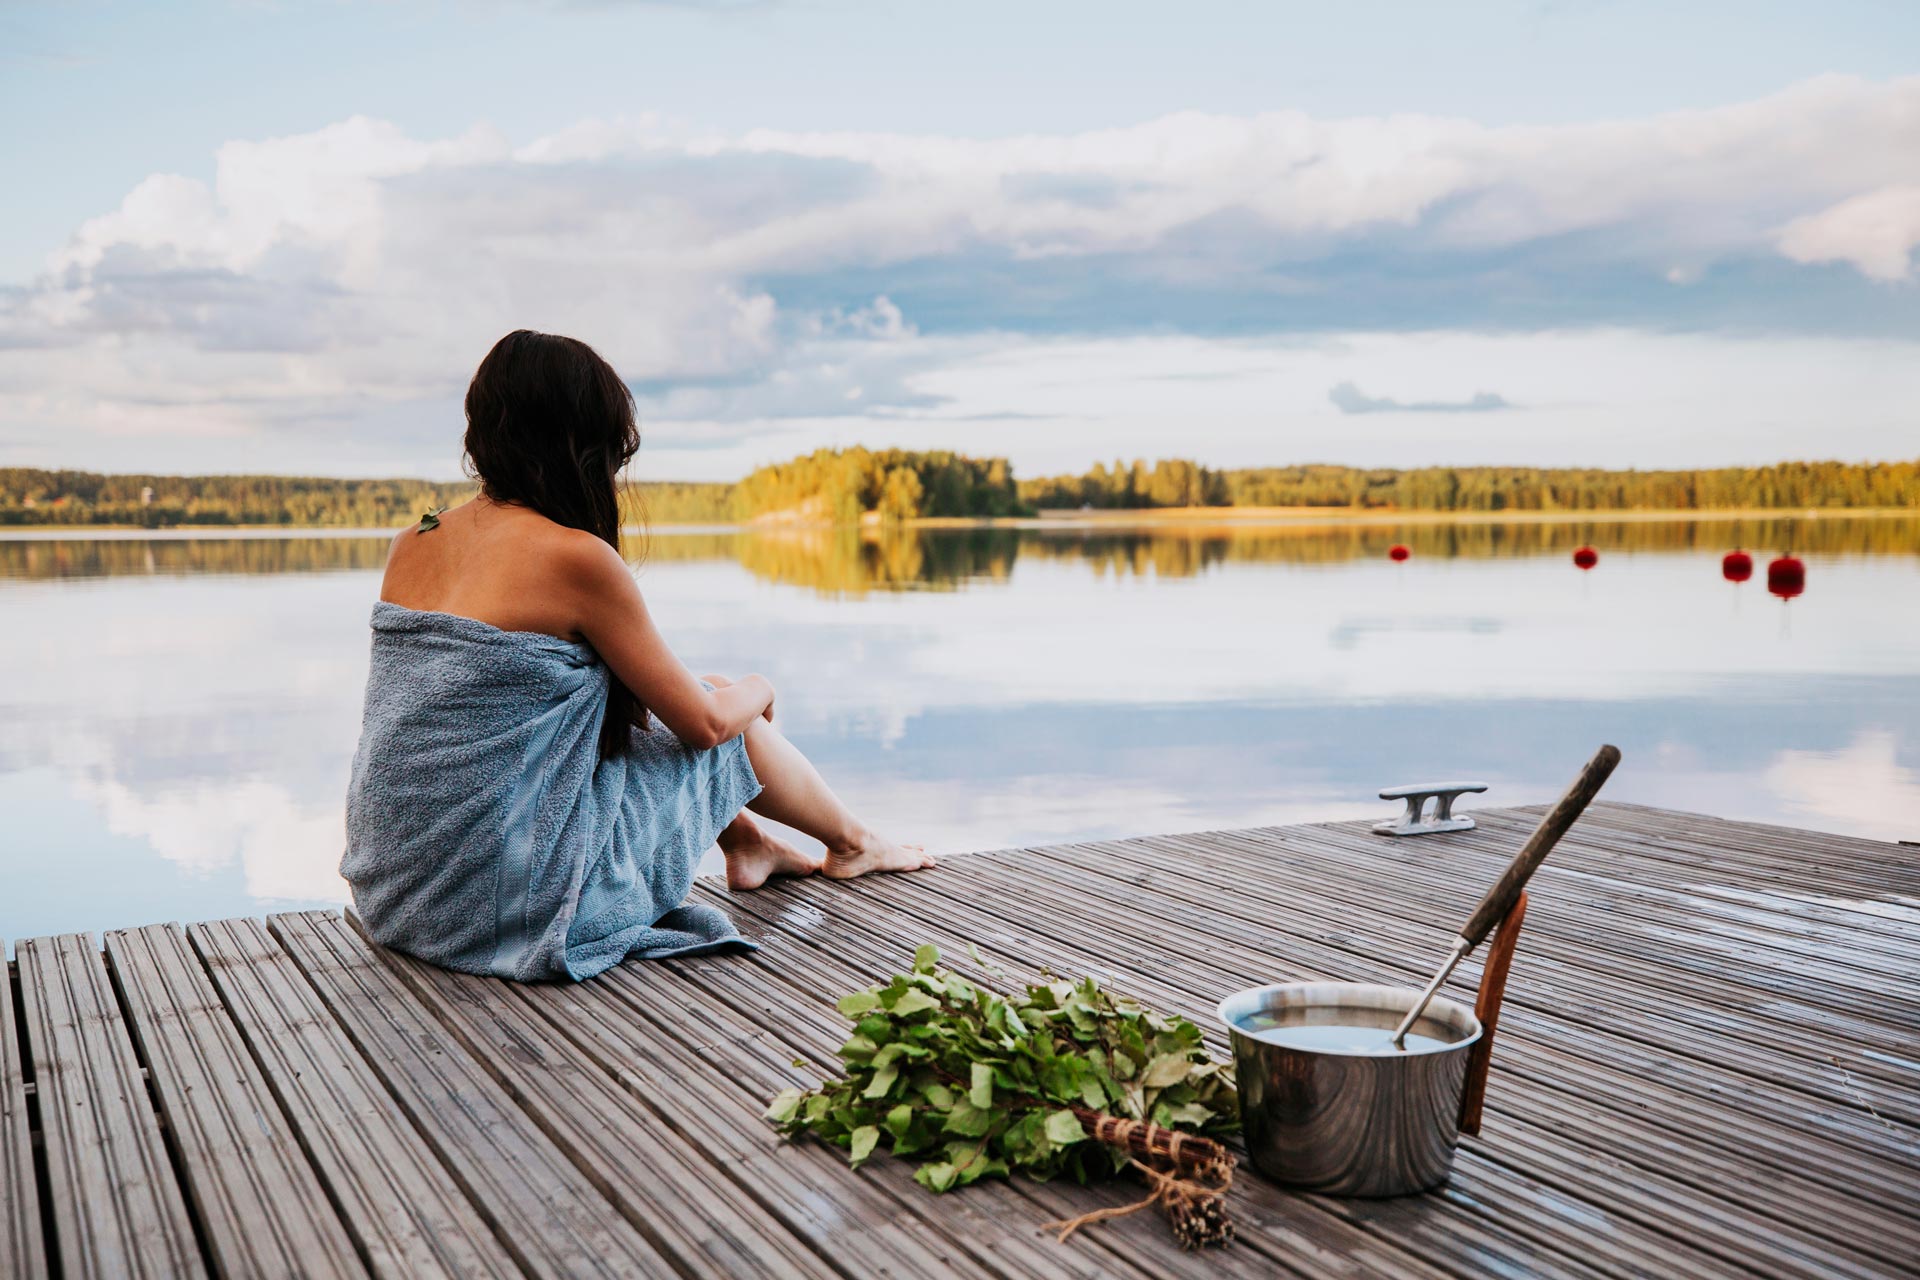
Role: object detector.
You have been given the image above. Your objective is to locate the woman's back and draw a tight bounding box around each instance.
[380,498,600,642]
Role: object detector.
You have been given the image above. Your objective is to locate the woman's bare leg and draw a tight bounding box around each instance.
[716,810,821,891]
[739,716,935,879]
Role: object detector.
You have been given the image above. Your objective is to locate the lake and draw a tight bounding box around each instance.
[3,515,1917,944]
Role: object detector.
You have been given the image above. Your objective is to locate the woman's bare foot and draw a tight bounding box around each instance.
[721,817,822,891]
[822,831,936,879]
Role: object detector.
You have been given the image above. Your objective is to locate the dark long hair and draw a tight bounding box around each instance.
[463,329,643,760]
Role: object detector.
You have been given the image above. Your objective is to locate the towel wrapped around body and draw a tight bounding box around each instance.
[342,601,762,981]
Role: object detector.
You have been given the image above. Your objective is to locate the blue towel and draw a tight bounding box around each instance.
[341,601,762,981]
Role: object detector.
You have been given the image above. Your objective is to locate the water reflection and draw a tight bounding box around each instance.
[2,519,1915,941]
[4,515,1914,589]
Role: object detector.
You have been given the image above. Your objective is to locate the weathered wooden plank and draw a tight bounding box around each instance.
[350,920,844,1280]
[1321,809,1920,981]
[1493,809,1920,954]
[104,923,366,1279]
[15,932,205,1280]
[1244,818,1920,1006]
[936,848,1916,1277]
[268,911,672,1278]
[1059,821,1920,1143]
[1511,803,1920,896]
[661,908,1472,1280]
[999,835,1920,1220]
[696,882,1613,1280]
[187,918,519,1280]
[1131,827,1920,1110]
[807,855,1906,1279]
[1,949,47,1280]
[510,950,1157,1280]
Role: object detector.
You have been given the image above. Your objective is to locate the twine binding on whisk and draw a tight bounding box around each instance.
[1040,1112,1236,1250]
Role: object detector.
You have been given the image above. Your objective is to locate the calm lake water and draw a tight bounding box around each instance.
[3,516,1917,943]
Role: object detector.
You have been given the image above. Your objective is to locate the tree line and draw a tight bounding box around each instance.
[3,454,1914,528]
[730,448,1021,522]
[1020,459,1920,513]
[0,469,732,528]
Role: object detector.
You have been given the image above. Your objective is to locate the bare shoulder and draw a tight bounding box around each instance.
[537,521,628,587]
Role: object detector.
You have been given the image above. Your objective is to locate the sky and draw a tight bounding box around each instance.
[2,0,1917,481]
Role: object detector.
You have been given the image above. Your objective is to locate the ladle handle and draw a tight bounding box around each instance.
[1459,744,1620,948]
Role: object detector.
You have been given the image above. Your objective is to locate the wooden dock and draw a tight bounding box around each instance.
[4,802,1917,1278]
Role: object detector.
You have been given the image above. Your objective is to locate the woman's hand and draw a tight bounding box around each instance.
[561,538,774,750]
[703,672,775,722]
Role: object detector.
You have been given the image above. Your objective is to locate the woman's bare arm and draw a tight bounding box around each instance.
[559,534,772,749]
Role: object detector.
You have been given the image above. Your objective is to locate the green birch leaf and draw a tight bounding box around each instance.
[764,1088,804,1124]
[969,1061,993,1108]
[837,991,881,1017]
[915,1161,959,1193]
[913,943,940,972]
[1164,1101,1214,1127]
[863,1063,900,1099]
[1143,1052,1192,1088]
[849,1125,881,1166]
[890,989,941,1017]
[941,1099,994,1137]
[1044,1110,1086,1145]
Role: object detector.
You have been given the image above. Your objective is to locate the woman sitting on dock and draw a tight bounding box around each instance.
[341,330,932,982]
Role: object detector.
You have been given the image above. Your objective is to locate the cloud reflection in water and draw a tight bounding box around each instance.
[1,518,1915,941]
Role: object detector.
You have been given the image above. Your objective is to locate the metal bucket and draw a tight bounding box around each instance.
[1218,981,1483,1197]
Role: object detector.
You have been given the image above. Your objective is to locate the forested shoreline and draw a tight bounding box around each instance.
[2,453,1914,528]
[0,470,733,527]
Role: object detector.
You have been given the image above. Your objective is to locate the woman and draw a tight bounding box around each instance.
[342,330,931,982]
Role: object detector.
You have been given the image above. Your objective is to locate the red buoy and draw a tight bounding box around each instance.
[1388,544,1410,562]
[1722,549,1753,583]
[1572,546,1598,570]
[1767,554,1805,601]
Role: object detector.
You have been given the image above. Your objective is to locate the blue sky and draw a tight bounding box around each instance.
[2,0,1917,479]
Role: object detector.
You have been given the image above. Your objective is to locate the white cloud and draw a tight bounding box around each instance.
[1777,185,1920,281]
[1765,729,1920,843]
[3,76,1919,473]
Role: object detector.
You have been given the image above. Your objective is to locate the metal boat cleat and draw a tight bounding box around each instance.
[1373,781,1489,836]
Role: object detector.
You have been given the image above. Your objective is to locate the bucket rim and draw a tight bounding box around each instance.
[1216,980,1483,1057]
